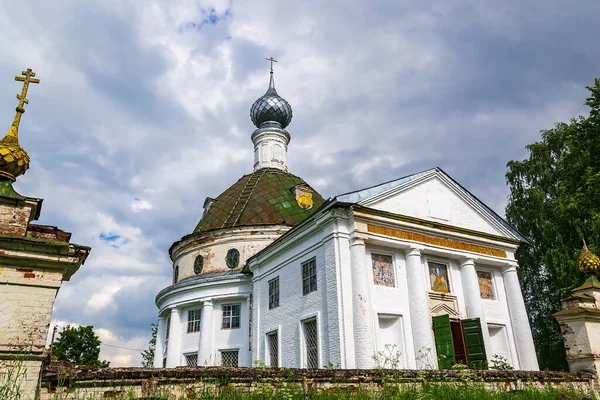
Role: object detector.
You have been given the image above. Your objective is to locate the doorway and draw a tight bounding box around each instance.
[432,314,487,369]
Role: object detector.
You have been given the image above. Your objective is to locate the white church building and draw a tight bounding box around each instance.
[154,66,539,371]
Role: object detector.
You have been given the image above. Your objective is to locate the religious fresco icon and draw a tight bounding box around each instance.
[428,262,450,293]
[477,270,496,300]
[372,253,395,287]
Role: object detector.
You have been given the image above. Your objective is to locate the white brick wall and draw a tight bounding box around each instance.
[252,224,331,368]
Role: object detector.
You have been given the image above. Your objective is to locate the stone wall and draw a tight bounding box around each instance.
[40,363,596,399]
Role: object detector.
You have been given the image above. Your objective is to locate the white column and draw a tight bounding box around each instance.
[165,307,181,367]
[503,265,539,370]
[459,258,492,358]
[405,246,436,369]
[198,300,214,366]
[350,235,375,368]
[153,316,167,368]
[245,295,251,367]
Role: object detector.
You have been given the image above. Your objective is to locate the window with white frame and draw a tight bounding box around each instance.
[184,353,198,366]
[267,331,279,367]
[165,317,171,342]
[222,304,241,329]
[187,309,201,333]
[269,277,280,309]
[303,319,318,369]
[302,258,317,295]
[220,350,239,367]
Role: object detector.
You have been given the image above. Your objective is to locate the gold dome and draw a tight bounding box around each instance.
[0,68,39,182]
[578,242,600,274]
[0,127,30,181]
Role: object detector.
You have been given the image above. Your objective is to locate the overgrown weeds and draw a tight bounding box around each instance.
[0,355,28,399]
[44,382,589,400]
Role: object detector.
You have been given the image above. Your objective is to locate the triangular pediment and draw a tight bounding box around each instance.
[358,169,521,241]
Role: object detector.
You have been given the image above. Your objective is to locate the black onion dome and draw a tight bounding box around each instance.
[250,73,293,129]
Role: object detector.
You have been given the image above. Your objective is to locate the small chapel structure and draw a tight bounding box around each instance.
[154,61,539,371]
[0,69,90,399]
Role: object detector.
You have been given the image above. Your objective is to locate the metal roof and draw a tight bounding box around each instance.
[194,168,325,233]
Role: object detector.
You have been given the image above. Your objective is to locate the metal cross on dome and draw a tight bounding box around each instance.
[14,68,40,114]
[266,57,278,74]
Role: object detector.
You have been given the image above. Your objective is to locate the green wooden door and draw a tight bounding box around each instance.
[461,318,488,369]
[432,314,456,369]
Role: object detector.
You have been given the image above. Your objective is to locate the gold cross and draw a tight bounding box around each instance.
[14,68,40,113]
[266,57,278,74]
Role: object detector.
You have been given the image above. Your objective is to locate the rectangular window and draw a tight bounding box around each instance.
[222,304,241,329]
[477,270,496,300]
[303,319,318,369]
[302,258,317,295]
[372,253,395,287]
[220,350,239,367]
[269,277,280,309]
[428,261,450,293]
[165,317,171,340]
[187,309,202,333]
[184,353,198,366]
[267,331,279,367]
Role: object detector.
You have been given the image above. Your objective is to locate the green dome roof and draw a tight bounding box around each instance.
[194,168,325,233]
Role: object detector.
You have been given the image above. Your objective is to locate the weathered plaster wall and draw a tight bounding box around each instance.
[0,266,63,353]
[172,226,288,282]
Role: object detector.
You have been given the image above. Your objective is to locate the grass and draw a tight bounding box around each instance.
[150,384,588,400]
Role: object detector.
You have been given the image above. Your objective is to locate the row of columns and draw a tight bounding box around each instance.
[349,240,539,370]
[153,300,215,368]
[154,297,254,368]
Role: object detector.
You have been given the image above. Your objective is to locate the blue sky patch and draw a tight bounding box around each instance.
[99,233,121,242]
[180,8,231,32]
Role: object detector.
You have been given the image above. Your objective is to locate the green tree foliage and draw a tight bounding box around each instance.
[505,79,600,371]
[51,325,110,367]
[141,323,157,368]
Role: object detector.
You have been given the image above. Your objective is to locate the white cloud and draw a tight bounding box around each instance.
[131,198,153,212]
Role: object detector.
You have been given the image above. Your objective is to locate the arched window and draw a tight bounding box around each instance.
[272,144,282,161]
[194,255,204,274]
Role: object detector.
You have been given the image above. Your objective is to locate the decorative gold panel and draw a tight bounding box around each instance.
[367,224,507,258]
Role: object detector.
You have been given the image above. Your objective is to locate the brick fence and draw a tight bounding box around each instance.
[40,361,597,399]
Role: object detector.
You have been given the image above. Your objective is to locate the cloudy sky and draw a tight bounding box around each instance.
[1,0,598,366]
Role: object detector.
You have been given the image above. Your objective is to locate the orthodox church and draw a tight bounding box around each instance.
[153,64,539,371]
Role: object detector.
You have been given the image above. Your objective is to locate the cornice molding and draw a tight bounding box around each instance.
[354,205,521,245]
